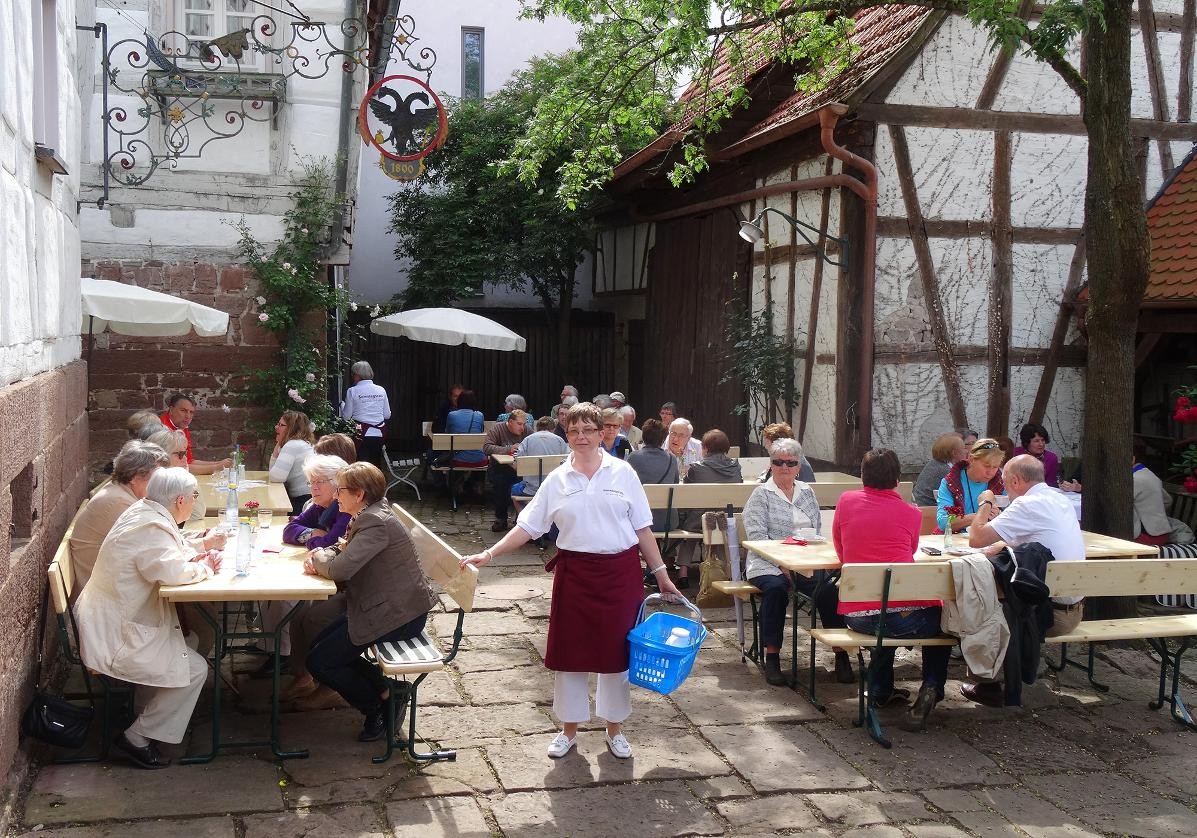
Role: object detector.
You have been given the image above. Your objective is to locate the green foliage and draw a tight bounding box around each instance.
[232,159,354,437]
[719,285,800,450]
[512,0,1091,206]
[387,52,644,311]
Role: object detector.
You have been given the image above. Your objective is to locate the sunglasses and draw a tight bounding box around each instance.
[972,441,1000,453]
[771,459,801,468]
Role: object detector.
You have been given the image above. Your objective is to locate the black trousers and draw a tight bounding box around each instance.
[307,611,427,714]
[487,462,518,521]
[357,436,383,468]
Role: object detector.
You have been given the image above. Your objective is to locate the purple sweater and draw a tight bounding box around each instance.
[282,500,351,549]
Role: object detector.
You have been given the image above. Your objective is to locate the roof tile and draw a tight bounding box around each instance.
[1146,144,1197,302]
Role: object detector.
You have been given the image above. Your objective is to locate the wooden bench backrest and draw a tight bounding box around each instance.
[52,522,76,599]
[47,561,70,617]
[642,482,757,510]
[918,506,939,535]
[1046,558,1197,597]
[514,454,568,478]
[727,446,741,458]
[810,481,913,507]
[738,457,770,481]
[421,421,432,439]
[429,433,489,452]
[837,562,957,602]
[840,557,1197,604]
[392,504,478,612]
[701,512,747,546]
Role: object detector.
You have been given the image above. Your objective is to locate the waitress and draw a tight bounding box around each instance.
[461,403,680,761]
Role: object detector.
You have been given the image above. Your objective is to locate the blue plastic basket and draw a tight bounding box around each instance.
[627,594,707,695]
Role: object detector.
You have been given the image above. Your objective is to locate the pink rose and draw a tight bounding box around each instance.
[258,313,269,322]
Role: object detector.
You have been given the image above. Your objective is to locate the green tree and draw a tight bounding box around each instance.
[514,1,1151,603]
[387,52,656,379]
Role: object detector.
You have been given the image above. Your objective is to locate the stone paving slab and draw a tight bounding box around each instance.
[459,665,556,705]
[489,781,726,837]
[805,790,941,827]
[715,792,823,833]
[242,805,389,838]
[953,720,1109,775]
[386,796,492,838]
[432,609,539,638]
[486,729,732,791]
[1121,728,1197,799]
[24,757,284,824]
[449,645,540,673]
[412,702,556,745]
[671,674,825,726]
[702,724,870,793]
[388,747,502,800]
[968,786,1103,838]
[14,817,236,838]
[1026,772,1197,838]
[813,724,1014,792]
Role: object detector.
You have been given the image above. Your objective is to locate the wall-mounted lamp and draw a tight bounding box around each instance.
[738,207,849,270]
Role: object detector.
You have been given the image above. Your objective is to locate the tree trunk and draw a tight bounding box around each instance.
[556,274,575,383]
[1080,0,1152,620]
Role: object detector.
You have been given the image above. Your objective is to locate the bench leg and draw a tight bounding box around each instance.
[1147,637,1197,731]
[748,595,761,666]
[403,677,457,764]
[850,650,891,748]
[1046,642,1108,692]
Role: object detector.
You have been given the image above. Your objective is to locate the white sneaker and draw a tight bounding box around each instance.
[605,732,632,759]
[547,732,576,759]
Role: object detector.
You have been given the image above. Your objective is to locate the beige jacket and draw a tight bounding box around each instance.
[75,499,212,688]
[69,481,139,598]
[940,554,1009,680]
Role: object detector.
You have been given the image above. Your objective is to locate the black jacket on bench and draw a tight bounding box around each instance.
[989,543,1055,706]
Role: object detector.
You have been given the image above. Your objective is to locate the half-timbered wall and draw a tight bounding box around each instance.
[742,6,1196,468]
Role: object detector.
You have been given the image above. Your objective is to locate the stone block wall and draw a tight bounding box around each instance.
[0,360,89,797]
[82,260,283,471]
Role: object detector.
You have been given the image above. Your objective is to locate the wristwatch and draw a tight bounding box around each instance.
[296,528,314,544]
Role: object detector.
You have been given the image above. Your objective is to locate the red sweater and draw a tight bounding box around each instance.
[832,487,937,613]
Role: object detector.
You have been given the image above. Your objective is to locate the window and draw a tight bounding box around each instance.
[461,28,483,100]
[30,0,59,151]
[179,0,263,68]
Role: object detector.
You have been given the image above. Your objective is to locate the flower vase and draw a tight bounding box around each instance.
[943,520,955,550]
[244,508,258,527]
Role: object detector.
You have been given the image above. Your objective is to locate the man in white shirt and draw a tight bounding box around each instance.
[969,454,1085,635]
[663,418,703,479]
[339,360,391,468]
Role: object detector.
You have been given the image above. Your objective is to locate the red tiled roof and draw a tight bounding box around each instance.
[1146,143,1197,302]
[614,5,934,180]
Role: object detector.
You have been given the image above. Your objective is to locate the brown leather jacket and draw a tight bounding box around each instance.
[313,500,437,645]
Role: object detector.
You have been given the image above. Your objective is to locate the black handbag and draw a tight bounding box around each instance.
[20,586,94,749]
[21,692,93,750]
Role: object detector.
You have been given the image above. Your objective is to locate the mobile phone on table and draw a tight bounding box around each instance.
[922,546,942,556]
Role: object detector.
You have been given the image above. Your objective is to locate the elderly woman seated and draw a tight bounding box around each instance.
[835,448,950,731]
[913,432,966,507]
[75,468,223,769]
[71,441,168,598]
[936,438,1006,533]
[302,462,438,742]
[743,438,853,686]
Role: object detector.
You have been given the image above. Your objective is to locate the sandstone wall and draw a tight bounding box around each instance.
[82,260,281,472]
[0,361,89,798]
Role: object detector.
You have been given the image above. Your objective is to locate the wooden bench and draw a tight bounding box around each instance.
[702,511,761,662]
[813,557,1197,748]
[643,483,757,548]
[370,504,478,763]
[428,433,489,510]
[509,454,569,513]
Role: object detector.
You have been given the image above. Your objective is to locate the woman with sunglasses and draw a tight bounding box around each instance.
[743,438,853,687]
[935,438,1006,533]
[460,402,681,761]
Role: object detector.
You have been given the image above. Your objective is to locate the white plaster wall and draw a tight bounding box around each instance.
[0,0,83,386]
[349,0,579,304]
[1009,132,1087,229]
[81,0,360,259]
[1008,364,1084,458]
[884,13,992,108]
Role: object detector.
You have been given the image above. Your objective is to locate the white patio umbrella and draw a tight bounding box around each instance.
[80,277,231,392]
[369,307,526,352]
[81,277,230,337]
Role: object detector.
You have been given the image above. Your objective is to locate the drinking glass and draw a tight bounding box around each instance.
[258,509,274,528]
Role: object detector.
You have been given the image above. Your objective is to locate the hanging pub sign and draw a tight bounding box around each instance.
[358,74,447,181]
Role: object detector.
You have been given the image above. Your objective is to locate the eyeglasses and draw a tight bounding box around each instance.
[181,490,200,500]
[310,479,336,489]
[602,423,621,429]
[771,459,801,468]
[565,427,601,438]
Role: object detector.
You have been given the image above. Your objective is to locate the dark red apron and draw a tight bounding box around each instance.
[544,545,643,673]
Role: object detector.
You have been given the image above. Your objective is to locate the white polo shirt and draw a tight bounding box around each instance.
[516,450,653,553]
[990,481,1085,604]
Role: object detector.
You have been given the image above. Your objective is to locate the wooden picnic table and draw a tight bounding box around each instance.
[197,470,293,516]
[742,529,1159,701]
[161,517,336,762]
[491,453,514,466]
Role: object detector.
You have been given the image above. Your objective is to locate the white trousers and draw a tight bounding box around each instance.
[127,641,208,744]
[258,599,295,655]
[552,671,631,724]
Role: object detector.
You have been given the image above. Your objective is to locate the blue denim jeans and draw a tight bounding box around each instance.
[845,606,949,701]
[749,571,845,651]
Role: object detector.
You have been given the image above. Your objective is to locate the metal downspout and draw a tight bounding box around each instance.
[818,105,878,457]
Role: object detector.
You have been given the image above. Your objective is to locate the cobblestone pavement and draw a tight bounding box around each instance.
[12,495,1197,837]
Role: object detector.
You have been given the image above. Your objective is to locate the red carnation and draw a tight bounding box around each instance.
[1185,476,1197,494]
[944,504,964,518]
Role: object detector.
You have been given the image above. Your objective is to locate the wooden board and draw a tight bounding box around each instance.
[198,471,293,516]
[162,517,335,602]
[429,433,488,452]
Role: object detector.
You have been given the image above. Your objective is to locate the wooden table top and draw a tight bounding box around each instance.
[198,470,294,516]
[161,517,337,603]
[745,530,1160,575]
[491,453,514,465]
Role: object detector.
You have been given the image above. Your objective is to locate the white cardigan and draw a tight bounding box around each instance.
[75,499,211,688]
[270,439,314,498]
